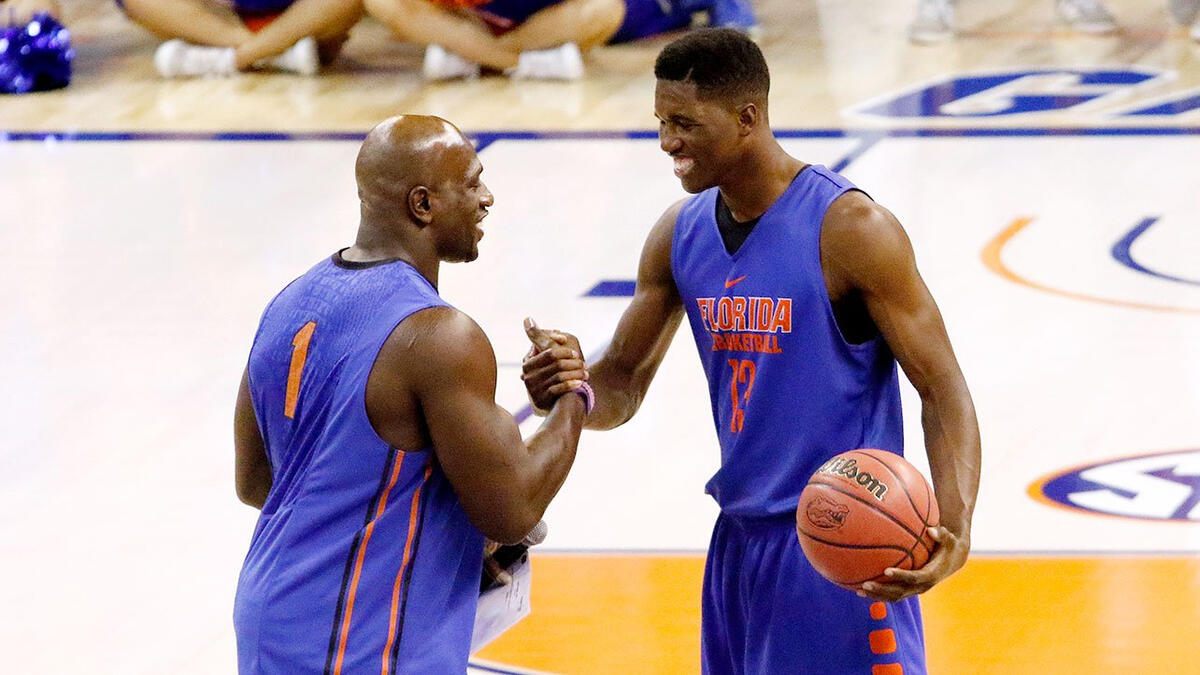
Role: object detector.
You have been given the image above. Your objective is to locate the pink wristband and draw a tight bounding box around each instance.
[572,382,594,415]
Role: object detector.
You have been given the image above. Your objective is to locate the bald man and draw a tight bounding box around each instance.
[233,115,591,673]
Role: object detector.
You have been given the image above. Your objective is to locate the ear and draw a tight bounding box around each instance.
[737,103,759,136]
[408,185,433,225]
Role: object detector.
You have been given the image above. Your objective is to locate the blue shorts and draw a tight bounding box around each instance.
[475,0,691,42]
[114,0,294,15]
[475,0,558,27]
[702,513,928,675]
[611,0,692,44]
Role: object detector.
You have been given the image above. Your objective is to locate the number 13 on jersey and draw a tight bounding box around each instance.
[728,358,756,433]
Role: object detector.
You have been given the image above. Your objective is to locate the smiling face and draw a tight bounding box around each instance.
[655,78,747,194]
[430,141,494,263]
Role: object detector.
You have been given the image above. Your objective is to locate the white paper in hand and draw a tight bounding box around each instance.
[470,551,532,653]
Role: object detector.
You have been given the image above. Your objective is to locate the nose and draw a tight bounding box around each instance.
[660,128,682,155]
[480,182,494,208]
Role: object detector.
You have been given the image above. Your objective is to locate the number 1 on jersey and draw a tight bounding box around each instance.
[285,321,317,419]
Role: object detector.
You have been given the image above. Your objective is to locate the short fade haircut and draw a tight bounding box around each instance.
[654,28,770,105]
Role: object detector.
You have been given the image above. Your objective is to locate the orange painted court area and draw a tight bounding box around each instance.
[477,554,1200,673]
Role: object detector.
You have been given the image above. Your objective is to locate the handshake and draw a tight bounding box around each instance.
[479,317,590,590]
[519,317,592,416]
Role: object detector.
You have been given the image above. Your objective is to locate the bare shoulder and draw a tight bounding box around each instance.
[384,305,494,378]
[641,198,689,275]
[822,190,909,252]
[647,198,689,243]
[821,190,916,293]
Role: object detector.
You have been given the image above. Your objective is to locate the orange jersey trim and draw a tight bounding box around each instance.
[333,452,408,674]
[380,463,434,675]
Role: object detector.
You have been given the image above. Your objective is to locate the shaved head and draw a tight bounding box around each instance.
[350,115,493,272]
[356,115,472,206]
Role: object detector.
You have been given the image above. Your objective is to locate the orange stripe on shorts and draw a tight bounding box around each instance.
[333,452,407,675]
[870,628,898,654]
[380,463,434,675]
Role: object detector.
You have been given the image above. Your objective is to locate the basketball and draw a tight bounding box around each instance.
[795,449,939,590]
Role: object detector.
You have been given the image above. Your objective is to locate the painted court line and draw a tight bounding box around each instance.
[1111,216,1200,286]
[982,217,1200,315]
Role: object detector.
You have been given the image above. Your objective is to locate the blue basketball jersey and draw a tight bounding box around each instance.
[671,165,906,517]
[235,252,485,674]
[674,167,924,674]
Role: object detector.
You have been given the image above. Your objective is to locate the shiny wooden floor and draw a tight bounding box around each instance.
[4,0,1199,131]
[2,1,1199,673]
[477,554,1200,674]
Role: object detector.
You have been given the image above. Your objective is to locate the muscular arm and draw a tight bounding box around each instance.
[582,201,687,430]
[822,192,981,597]
[234,368,272,509]
[378,307,586,544]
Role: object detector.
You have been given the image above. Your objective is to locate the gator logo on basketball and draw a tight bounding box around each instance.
[805,496,850,530]
[1031,449,1200,522]
[817,457,889,501]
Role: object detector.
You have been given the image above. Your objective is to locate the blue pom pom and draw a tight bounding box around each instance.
[0,13,74,94]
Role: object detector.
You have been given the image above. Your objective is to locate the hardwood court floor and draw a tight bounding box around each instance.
[476,554,1200,674]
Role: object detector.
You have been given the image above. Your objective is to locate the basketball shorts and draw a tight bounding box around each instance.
[113,0,294,15]
[702,512,928,675]
[610,0,692,44]
[474,0,559,28]
[474,0,691,42]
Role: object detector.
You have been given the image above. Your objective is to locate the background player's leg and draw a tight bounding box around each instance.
[365,0,521,71]
[233,0,362,69]
[120,0,252,47]
[496,0,625,52]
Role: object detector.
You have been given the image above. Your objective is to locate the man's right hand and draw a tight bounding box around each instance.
[521,317,587,413]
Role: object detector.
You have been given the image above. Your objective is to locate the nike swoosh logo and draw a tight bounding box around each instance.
[725,276,747,289]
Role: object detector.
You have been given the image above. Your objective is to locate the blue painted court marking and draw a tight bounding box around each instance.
[5,127,1200,144]
[829,132,882,174]
[584,280,637,297]
[1112,217,1200,286]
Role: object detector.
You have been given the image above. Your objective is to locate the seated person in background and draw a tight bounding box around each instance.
[116,0,363,78]
[908,0,1117,43]
[1170,0,1200,42]
[367,0,755,81]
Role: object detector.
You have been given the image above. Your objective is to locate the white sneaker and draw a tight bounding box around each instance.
[1056,0,1116,34]
[422,44,480,81]
[260,36,319,76]
[1168,0,1200,26]
[508,43,584,81]
[154,39,237,78]
[908,0,955,44]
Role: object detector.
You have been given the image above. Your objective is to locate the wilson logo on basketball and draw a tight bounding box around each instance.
[1031,449,1200,522]
[817,457,889,501]
[805,496,850,530]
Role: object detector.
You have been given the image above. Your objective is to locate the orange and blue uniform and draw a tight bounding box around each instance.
[671,166,926,674]
[235,251,484,674]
